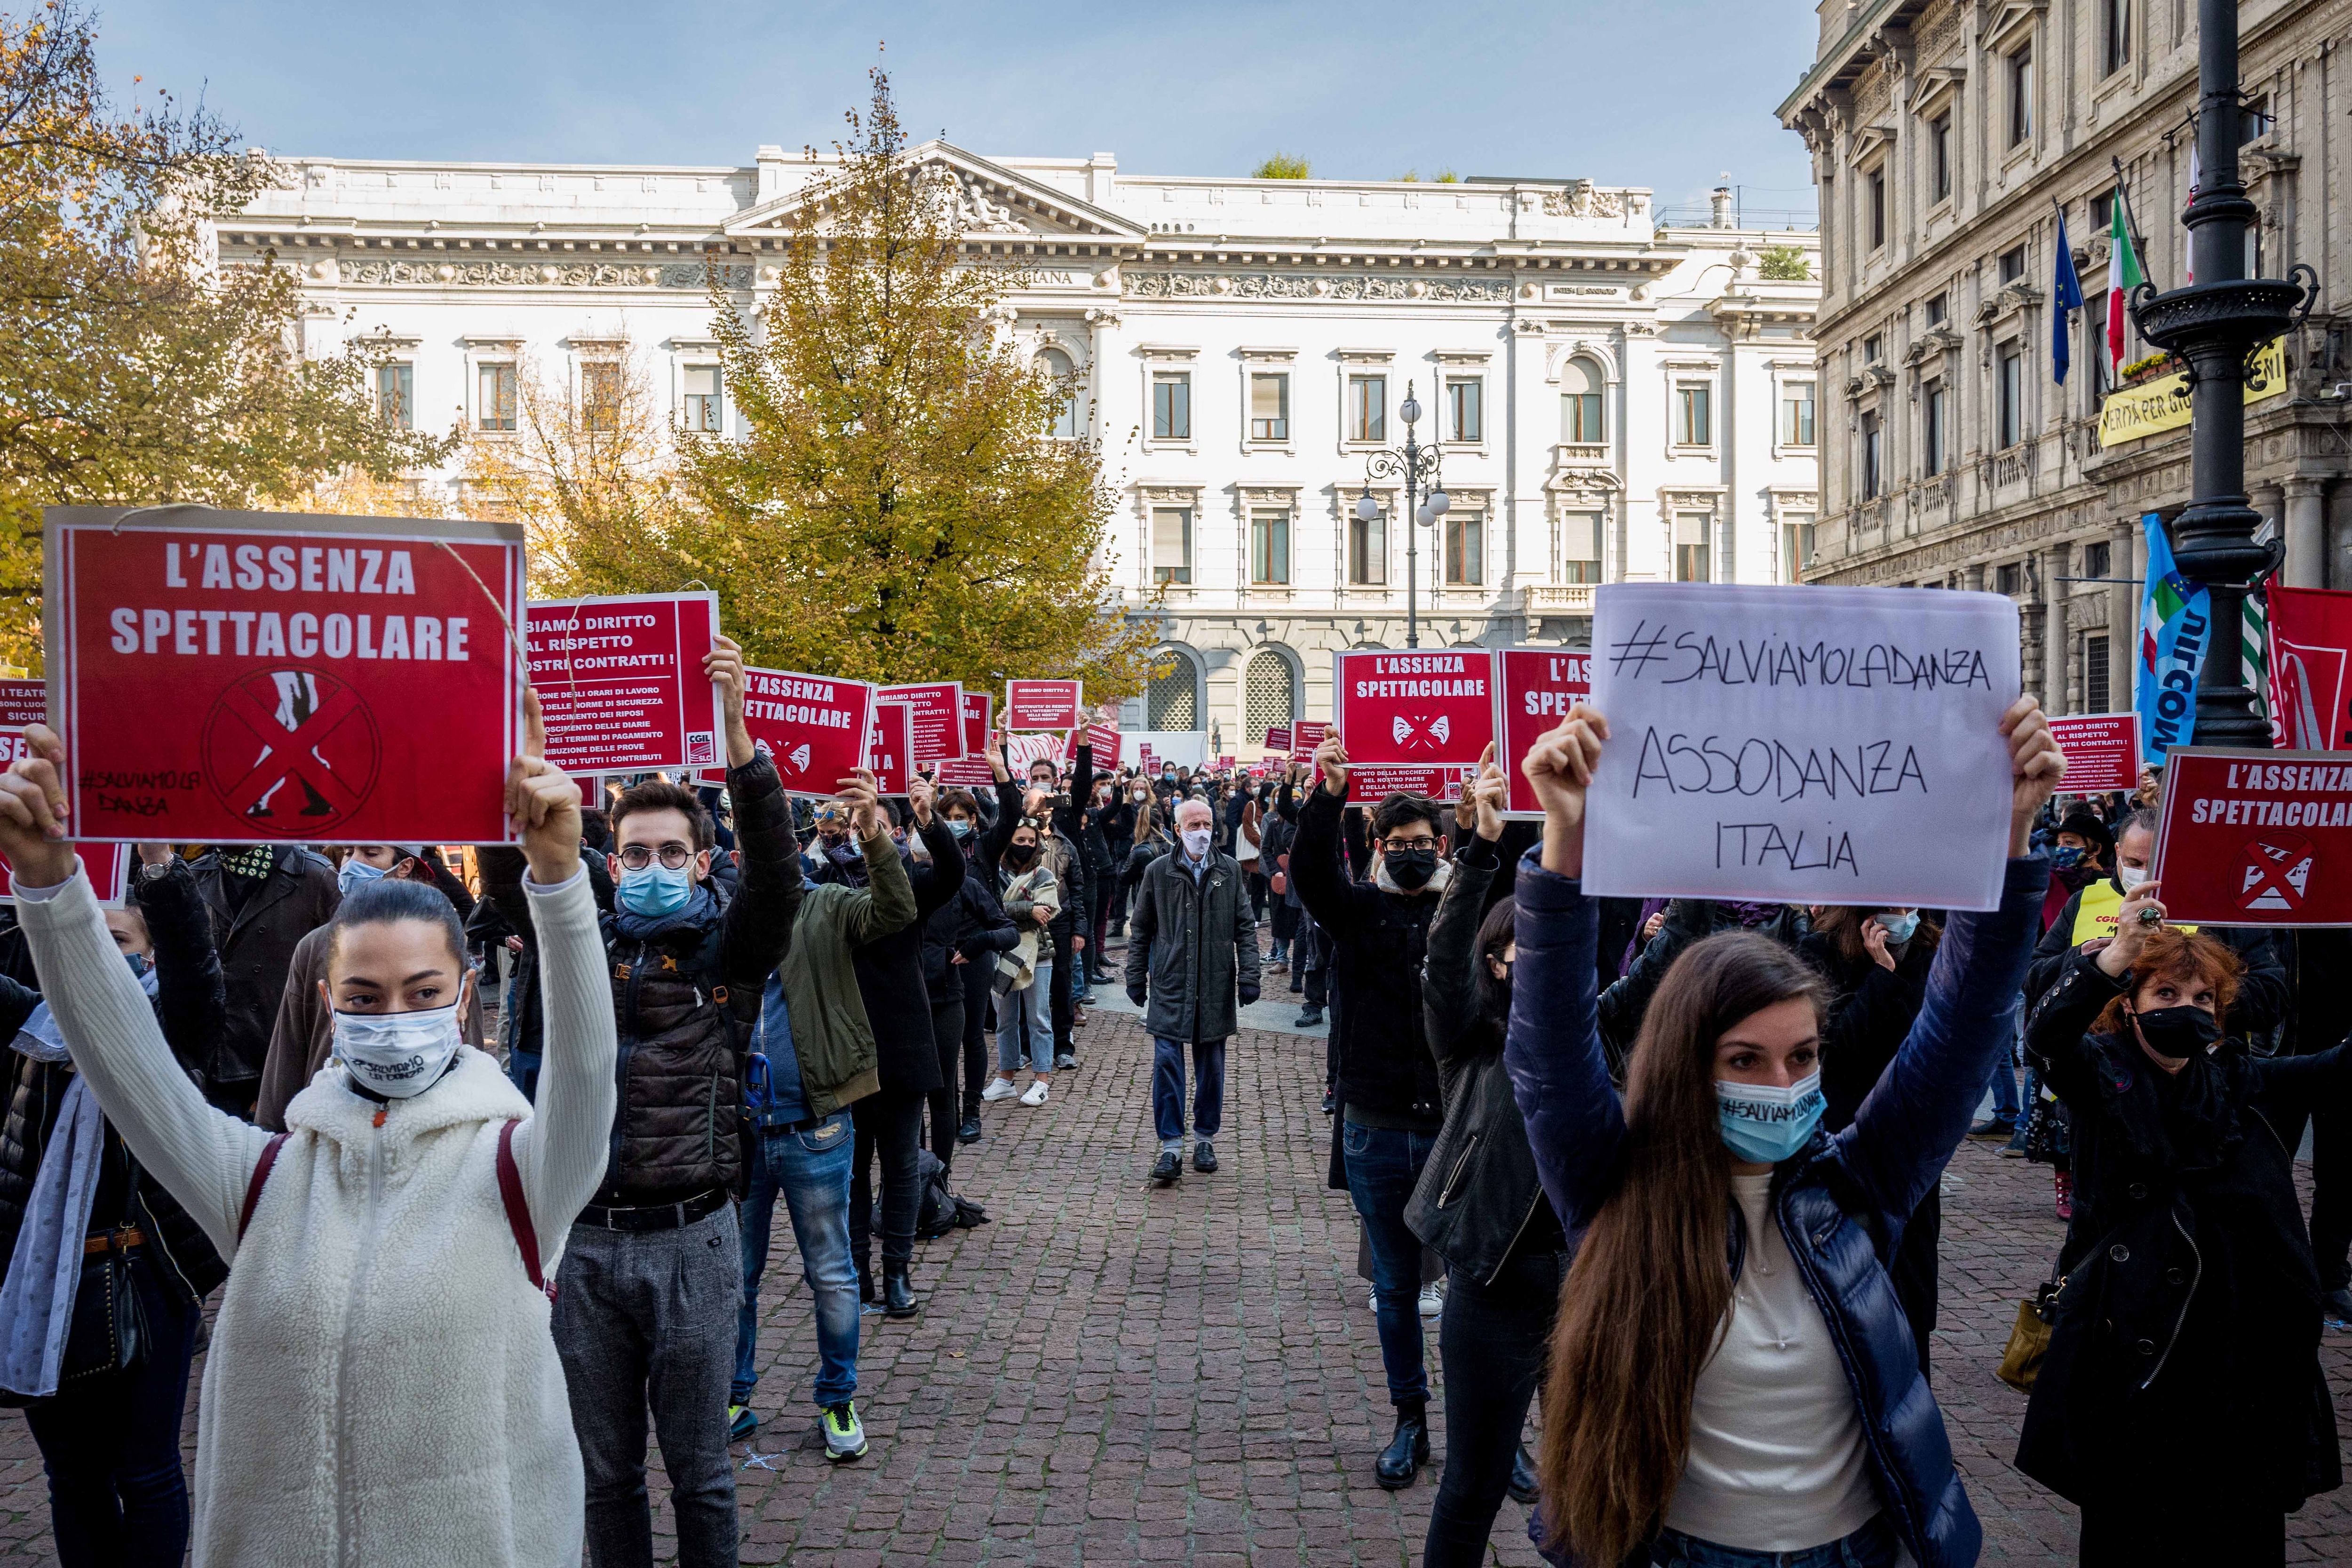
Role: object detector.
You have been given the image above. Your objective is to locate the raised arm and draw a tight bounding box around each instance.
[837,771,918,944]
[1426,759,1504,1069]
[714,747,803,989]
[1290,756,1358,936]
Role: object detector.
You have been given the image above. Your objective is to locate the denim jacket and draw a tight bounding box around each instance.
[1504,847,2048,1568]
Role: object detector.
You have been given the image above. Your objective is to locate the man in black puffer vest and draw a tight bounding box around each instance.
[478,638,798,1568]
[1294,726,1454,1493]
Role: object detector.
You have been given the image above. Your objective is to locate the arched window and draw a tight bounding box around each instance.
[1243,651,1297,744]
[1147,647,1200,731]
[1037,348,1079,439]
[1561,357,1605,444]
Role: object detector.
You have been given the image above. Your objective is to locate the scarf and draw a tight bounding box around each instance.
[0,1004,106,1400]
[1371,855,1456,898]
[610,881,721,944]
[993,864,1059,995]
[218,845,277,881]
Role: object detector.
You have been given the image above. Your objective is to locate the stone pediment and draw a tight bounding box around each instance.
[723,140,1144,243]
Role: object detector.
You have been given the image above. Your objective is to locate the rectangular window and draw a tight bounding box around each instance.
[2241,95,2273,143]
[1350,507,1388,585]
[2009,45,2034,147]
[374,363,413,429]
[1931,114,1953,201]
[1250,509,1291,585]
[477,363,516,432]
[1998,344,2024,447]
[1447,378,1483,443]
[1563,388,1603,444]
[1674,512,1711,583]
[2000,244,2028,283]
[1781,383,1816,448]
[1868,168,1887,250]
[1445,510,1483,586]
[1781,514,1817,583]
[1151,506,1192,585]
[1677,384,1712,446]
[2086,634,2112,712]
[2084,540,2112,580]
[1248,372,1289,441]
[1151,373,1191,441]
[1925,292,1947,326]
[580,362,622,431]
[1864,334,1883,362]
[1562,512,1602,584]
[1997,561,2024,596]
[1861,411,1882,499]
[1348,374,1386,443]
[2104,0,2130,74]
[1924,383,1947,476]
[2090,191,2114,231]
[682,365,721,432]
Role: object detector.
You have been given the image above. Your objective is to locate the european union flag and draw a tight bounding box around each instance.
[2052,213,2085,385]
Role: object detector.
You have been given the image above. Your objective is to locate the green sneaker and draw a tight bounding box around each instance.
[727,1403,757,1442]
[821,1400,867,1462]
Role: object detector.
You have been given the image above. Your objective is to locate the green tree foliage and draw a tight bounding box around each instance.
[1757,244,1813,281]
[1252,153,1311,180]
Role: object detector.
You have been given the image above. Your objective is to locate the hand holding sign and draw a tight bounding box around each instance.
[1526,704,1611,879]
[706,635,753,767]
[0,724,79,889]
[2096,880,2169,978]
[908,772,935,828]
[508,690,585,886]
[1457,745,1506,844]
[1314,728,1351,798]
[2001,695,2066,857]
[838,769,882,839]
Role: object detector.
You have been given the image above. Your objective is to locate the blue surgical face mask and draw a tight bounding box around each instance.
[2051,845,2085,869]
[1875,910,1921,944]
[124,951,159,999]
[617,862,695,917]
[339,856,389,897]
[1716,1070,1826,1165]
[946,818,974,839]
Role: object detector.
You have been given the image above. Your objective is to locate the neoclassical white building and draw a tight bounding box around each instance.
[237,142,1820,750]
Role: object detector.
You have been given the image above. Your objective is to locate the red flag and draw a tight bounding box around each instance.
[2265,585,2352,750]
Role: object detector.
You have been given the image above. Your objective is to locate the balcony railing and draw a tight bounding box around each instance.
[1524,584,1597,614]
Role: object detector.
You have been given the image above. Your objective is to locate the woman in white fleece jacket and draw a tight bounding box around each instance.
[0,710,616,1568]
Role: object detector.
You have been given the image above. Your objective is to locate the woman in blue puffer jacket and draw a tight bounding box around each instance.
[1504,697,2060,1568]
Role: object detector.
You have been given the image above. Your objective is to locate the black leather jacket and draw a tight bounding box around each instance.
[1404,833,1561,1285]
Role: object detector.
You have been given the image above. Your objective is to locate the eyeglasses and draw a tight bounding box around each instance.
[1379,837,1437,853]
[617,843,696,871]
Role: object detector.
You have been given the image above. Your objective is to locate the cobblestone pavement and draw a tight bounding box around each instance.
[3,974,2349,1563]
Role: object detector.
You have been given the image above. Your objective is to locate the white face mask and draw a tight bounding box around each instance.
[1181,826,1212,858]
[333,995,464,1099]
[2117,862,2152,892]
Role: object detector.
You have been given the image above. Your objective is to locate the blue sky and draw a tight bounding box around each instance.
[97,0,1820,223]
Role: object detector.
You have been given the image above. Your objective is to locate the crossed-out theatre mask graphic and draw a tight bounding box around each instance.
[1393,715,1453,752]
[202,668,382,835]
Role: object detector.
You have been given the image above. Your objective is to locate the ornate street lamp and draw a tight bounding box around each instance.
[1355,382,1447,648]
[2129,0,2318,747]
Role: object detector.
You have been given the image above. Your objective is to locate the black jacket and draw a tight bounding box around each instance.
[0,857,230,1326]
[192,845,341,1094]
[1293,784,1444,1131]
[818,819,963,1094]
[1124,847,1260,1044]
[1404,832,1560,1284]
[921,851,1017,1005]
[2027,876,2290,1043]
[1802,928,1939,1133]
[2019,946,2347,1511]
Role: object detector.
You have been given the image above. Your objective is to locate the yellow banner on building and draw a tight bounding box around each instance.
[2098,336,2288,447]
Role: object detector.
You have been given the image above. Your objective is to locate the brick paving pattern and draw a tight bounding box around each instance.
[2,984,2349,1562]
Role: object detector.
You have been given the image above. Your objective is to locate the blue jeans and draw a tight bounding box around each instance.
[995,962,1053,1074]
[732,1111,858,1410]
[1983,996,2024,1120]
[1341,1120,1435,1406]
[24,1252,199,1568]
[1153,1036,1226,1145]
[1653,1514,1898,1568]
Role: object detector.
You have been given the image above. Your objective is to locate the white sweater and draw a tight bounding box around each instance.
[16,864,617,1568]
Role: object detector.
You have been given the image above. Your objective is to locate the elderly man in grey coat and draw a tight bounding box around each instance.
[1125,795,1262,1185]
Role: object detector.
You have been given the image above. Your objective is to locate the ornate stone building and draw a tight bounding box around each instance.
[238,142,1818,751]
[1780,0,2352,720]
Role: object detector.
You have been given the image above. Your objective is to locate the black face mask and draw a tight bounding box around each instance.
[1386,845,1439,891]
[1004,842,1038,868]
[2134,1004,2221,1059]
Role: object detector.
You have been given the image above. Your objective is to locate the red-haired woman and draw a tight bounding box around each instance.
[1505,697,2059,1568]
[2019,883,2349,1566]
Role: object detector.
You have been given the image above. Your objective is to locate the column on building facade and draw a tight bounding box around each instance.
[2042,543,2069,717]
[2129,520,2150,710]
[2285,476,2327,589]
[2107,517,2135,712]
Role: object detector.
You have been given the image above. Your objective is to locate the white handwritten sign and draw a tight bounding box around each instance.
[1584,584,2020,912]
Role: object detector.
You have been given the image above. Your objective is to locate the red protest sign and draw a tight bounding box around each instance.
[525,592,721,775]
[45,507,524,844]
[2265,584,2352,749]
[866,703,913,796]
[1331,649,1496,803]
[1006,679,1083,730]
[0,682,42,728]
[880,682,966,763]
[2151,747,2352,925]
[1062,722,1121,771]
[2048,713,2140,794]
[1264,724,1293,754]
[933,756,995,788]
[741,667,874,796]
[1292,720,1328,755]
[0,844,128,907]
[961,691,993,754]
[1496,648,1591,818]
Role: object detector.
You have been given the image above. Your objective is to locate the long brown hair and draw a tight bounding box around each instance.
[1539,931,1829,1563]
[1810,904,1942,968]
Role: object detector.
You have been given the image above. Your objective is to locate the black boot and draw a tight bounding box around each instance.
[857,1262,876,1305]
[882,1261,920,1319]
[1375,1401,1430,1489]
[1507,1442,1540,1505]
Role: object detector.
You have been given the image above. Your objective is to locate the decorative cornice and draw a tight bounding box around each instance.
[1124,270,1512,303]
[345,258,752,289]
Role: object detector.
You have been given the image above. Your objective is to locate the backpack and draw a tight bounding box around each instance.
[914,1149,990,1239]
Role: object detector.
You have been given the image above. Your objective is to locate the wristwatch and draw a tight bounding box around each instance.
[138,860,175,882]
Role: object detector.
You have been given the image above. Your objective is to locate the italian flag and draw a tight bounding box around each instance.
[2107,195,2144,379]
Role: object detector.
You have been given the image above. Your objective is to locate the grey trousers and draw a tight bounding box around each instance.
[553,1203,743,1568]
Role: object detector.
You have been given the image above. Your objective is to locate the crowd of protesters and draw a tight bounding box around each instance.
[0,661,2347,1568]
